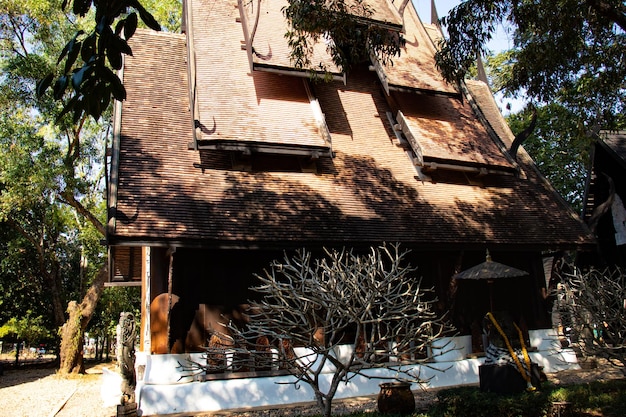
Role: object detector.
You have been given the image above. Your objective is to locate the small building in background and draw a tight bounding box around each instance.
[582,131,626,268]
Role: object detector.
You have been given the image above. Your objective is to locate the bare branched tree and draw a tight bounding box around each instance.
[554,261,626,374]
[182,244,451,416]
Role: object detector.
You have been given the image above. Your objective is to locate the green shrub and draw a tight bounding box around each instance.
[427,379,626,417]
[430,386,550,417]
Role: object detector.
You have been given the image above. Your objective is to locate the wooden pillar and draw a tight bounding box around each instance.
[140,247,150,353]
[166,247,176,352]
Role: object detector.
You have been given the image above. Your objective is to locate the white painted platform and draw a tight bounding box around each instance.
[115,330,580,416]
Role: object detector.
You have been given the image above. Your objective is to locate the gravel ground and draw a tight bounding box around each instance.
[0,363,116,417]
[0,358,623,417]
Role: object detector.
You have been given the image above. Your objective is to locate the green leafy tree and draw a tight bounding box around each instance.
[436,0,626,124]
[1,0,109,373]
[0,210,55,329]
[38,0,181,122]
[2,0,180,374]
[88,286,140,361]
[0,311,51,365]
[506,104,593,212]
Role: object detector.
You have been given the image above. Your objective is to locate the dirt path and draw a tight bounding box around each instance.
[0,363,116,417]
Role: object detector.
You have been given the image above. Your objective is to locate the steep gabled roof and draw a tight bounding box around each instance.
[108,0,594,252]
[239,0,341,77]
[597,131,626,170]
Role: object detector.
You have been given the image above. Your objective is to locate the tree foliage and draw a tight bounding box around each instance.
[436,0,626,127]
[2,0,178,373]
[87,286,140,359]
[282,0,403,72]
[0,312,51,344]
[184,244,450,417]
[1,0,127,372]
[0,311,51,365]
[506,104,593,212]
[36,0,165,122]
[1,0,107,332]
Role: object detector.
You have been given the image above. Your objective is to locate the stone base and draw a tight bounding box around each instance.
[117,403,138,417]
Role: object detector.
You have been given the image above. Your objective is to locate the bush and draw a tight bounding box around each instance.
[429,379,626,417]
[431,386,550,417]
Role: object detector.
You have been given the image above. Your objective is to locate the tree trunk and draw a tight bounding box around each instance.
[15,342,20,367]
[59,301,85,373]
[58,264,108,374]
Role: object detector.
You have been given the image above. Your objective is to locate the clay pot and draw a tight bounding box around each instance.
[377,381,415,415]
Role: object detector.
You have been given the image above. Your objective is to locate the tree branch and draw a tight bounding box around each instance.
[60,190,106,236]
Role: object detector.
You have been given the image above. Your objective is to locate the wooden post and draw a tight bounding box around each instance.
[166,247,176,352]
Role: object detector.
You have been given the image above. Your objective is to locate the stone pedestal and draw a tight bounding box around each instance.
[117,403,137,417]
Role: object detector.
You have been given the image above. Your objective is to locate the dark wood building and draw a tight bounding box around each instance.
[582,131,626,267]
[106,0,595,413]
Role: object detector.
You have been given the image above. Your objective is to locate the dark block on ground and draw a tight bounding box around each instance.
[117,403,137,417]
[479,363,541,394]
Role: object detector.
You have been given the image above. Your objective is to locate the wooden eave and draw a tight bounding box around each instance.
[250,62,345,82]
[191,139,333,158]
[107,236,591,253]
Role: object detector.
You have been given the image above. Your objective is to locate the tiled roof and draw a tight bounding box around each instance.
[371,4,457,96]
[240,0,341,76]
[240,0,401,76]
[190,0,330,154]
[108,2,594,251]
[392,89,516,171]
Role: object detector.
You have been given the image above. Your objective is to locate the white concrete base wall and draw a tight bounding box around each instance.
[129,330,580,416]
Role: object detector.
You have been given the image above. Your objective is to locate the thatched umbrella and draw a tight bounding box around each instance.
[453,250,528,312]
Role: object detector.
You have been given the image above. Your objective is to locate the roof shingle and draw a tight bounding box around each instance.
[109,1,594,252]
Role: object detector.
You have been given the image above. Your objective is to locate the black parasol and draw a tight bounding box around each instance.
[453,250,528,311]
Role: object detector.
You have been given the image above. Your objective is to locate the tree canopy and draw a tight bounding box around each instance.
[436,0,626,128]
[37,0,181,123]
[0,0,171,370]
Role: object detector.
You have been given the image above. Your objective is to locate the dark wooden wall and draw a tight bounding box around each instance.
[148,247,550,354]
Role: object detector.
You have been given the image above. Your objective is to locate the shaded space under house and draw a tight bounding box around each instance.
[106,0,596,414]
[582,131,626,268]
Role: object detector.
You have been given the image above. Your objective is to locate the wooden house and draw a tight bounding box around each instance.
[106,0,594,414]
[582,131,626,267]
